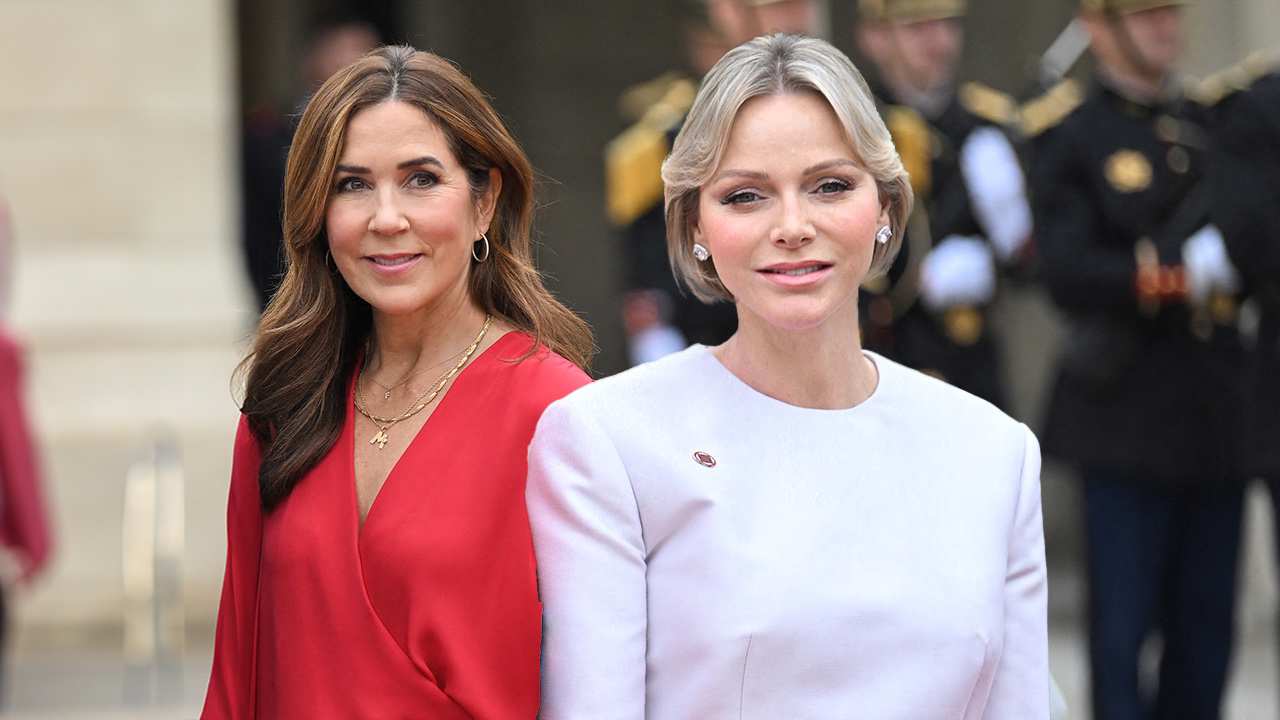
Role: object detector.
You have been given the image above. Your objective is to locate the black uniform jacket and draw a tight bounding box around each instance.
[1211,71,1280,478]
[1029,74,1246,482]
[610,73,737,350]
[864,78,1013,408]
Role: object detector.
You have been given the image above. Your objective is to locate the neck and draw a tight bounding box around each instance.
[882,66,952,118]
[1098,59,1170,104]
[714,299,877,410]
[367,293,488,382]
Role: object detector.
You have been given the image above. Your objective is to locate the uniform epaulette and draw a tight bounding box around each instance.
[960,82,1017,126]
[1019,79,1084,138]
[604,77,699,226]
[605,121,669,227]
[618,72,684,122]
[1190,52,1280,106]
[885,105,932,198]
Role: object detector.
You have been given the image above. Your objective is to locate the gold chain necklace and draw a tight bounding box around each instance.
[354,315,492,449]
[365,345,470,400]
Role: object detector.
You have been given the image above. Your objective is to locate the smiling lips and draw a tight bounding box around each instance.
[366,253,423,274]
[758,260,833,286]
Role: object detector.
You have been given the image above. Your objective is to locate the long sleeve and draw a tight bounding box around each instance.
[985,424,1050,717]
[202,417,264,720]
[0,331,52,581]
[526,399,648,720]
[959,127,1032,264]
[1030,126,1139,312]
[1211,78,1280,288]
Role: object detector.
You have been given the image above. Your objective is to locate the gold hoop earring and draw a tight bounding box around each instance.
[472,232,491,263]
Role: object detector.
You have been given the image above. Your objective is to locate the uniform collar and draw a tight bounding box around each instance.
[1094,67,1184,115]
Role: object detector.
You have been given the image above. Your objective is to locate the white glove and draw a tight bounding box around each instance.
[920,235,997,310]
[960,127,1033,263]
[627,323,687,366]
[1182,224,1240,302]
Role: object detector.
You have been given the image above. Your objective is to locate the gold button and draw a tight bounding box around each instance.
[1167,146,1190,174]
[945,307,984,346]
[1156,116,1180,143]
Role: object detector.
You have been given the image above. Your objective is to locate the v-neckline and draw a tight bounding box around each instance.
[348,330,520,535]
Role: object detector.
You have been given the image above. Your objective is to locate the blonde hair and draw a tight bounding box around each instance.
[662,33,913,302]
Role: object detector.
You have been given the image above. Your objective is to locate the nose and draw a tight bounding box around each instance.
[368,189,410,236]
[770,194,815,249]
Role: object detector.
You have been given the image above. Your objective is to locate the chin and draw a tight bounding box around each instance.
[755,299,843,334]
[358,288,440,318]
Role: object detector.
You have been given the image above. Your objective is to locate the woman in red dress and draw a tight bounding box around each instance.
[202,46,593,719]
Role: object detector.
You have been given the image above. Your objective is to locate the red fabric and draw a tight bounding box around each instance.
[0,329,52,582]
[202,332,589,719]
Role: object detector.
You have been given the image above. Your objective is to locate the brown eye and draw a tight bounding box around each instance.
[407,171,438,189]
[336,177,367,193]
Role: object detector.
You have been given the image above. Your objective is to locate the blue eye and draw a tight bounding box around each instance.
[722,190,762,205]
[408,171,438,189]
[335,176,367,193]
[816,179,851,194]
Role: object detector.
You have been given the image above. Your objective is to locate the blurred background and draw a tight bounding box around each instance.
[0,0,1277,717]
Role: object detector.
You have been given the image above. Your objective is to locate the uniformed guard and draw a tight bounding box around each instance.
[853,0,1029,408]
[1208,61,1280,680]
[606,0,820,366]
[1025,2,1247,717]
[1208,59,1280,487]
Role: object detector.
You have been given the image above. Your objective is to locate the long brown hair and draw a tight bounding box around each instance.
[240,46,594,511]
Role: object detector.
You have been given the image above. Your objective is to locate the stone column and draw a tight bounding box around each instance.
[0,0,248,638]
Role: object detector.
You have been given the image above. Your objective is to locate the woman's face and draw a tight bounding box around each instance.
[326,100,498,320]
[695,92,887,333]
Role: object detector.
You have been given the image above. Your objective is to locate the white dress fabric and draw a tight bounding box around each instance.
[527,345,1048,719]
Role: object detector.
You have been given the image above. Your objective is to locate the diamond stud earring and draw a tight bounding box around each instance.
[875,226,892,245]
[692,243,711,261]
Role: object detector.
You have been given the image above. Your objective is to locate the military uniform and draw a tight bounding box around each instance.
[858,0,1029,408]
[1026,2,1247,715]
[607,73,738,364]
[1208,63,1280,681]
[1207,61,1280,481]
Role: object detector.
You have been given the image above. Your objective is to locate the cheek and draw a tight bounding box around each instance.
[410,194,476,247]
[822,195,881,264]
[325,202,364,251]
[698,206,760,267]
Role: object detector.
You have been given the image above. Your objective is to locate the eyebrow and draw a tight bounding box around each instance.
[334,156,446,174]
[710,158,862,184]
[710,169,770,183]
[803,158,861,175]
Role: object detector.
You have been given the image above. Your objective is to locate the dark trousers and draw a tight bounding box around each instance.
[1084,470,1243,720]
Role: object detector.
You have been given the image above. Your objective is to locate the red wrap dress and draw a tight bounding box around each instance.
[202,333,589,719]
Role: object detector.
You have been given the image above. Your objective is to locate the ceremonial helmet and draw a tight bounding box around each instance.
[858,0,966,22]
[1080,0,1188,14]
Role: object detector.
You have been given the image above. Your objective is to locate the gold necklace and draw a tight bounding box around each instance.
[354,315,492,449]
[365,345,470,400]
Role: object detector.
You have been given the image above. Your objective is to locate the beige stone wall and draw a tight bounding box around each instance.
[0,0,247,637]
[1185,0,1280,74]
